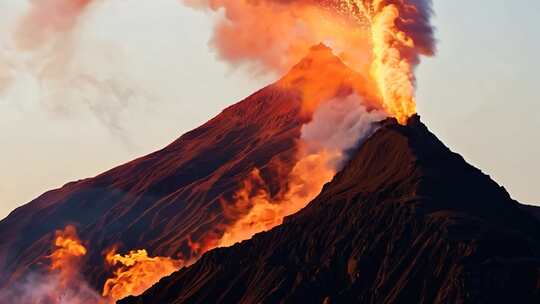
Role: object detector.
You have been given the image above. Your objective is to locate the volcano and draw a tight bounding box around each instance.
[121,116,540,304]
[1,46,540,303]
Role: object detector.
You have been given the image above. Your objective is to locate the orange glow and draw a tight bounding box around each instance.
[46,227,185,303]
[218,150,336,247]
[186,0,373,74]
[277,44,378,115]
[339,0,427,124]
[49,225,88,287]
[102,249,184,301]
[369,3,416,123]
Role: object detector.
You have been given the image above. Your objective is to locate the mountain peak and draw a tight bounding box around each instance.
[277,43,378,114]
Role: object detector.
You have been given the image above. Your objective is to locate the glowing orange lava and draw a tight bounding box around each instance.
[49,225,88,287]
[218,150,336,247]
[102,249,184,301]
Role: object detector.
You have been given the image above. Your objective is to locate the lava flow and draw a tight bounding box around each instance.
[49,225,88,287]
[102,249,184,301]
[33,226,184,303]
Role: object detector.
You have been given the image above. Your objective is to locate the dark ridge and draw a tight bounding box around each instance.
[521,205,540,221]
[121,116,540,304]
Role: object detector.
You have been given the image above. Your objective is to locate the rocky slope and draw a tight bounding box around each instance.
[122,116,540,304]
[0,45,369,290]
[0,86,302,287]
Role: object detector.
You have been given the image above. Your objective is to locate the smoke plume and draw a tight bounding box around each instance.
[185,0,435,122]
[184,0,373,74]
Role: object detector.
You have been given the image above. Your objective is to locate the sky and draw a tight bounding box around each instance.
[0,0,539,219]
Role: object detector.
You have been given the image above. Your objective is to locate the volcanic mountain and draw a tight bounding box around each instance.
[122,116,540,304]
[1,45,540,303]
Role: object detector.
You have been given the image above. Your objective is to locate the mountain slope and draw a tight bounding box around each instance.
[0,73,306,289]
[122,116,540,304]
[0,45,373,292]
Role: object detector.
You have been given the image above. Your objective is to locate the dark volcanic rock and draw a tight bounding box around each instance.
[522,205,540,221]
[121,116,540,304]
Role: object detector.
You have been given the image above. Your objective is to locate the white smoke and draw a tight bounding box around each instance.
[0,272,102,304]
[301,93,386,170]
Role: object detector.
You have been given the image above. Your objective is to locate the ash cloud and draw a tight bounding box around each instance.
[184,0,436,73]
[383,0,436,61]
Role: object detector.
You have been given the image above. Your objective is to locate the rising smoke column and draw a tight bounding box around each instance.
[353,0,435,123]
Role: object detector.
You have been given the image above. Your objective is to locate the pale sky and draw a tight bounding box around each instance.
[1,0,539,219]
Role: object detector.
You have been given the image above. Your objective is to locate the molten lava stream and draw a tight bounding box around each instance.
[102,249,184,302]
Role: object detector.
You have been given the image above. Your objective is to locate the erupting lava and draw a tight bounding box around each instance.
[348,0,435,123]
[102,249,184,301]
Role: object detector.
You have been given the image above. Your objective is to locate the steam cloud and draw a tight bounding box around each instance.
[184,0,373,73]
[301,93,387,170]
[0,272,102,304]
